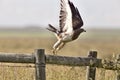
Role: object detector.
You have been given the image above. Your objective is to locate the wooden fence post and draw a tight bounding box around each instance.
[35,49,46,80]
[116,54,120,80]
[86,51,97,80]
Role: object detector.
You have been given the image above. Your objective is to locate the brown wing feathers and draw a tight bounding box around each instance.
[68,0,83,30]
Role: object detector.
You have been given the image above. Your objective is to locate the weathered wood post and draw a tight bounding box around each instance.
[35,49,46,80]
[116,54,120,80]
[86,51,97,80]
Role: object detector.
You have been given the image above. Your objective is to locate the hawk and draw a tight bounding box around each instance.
[47,0,86,54]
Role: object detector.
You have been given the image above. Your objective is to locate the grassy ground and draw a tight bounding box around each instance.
[0,29,119,80]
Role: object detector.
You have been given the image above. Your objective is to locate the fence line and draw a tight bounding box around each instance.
[0,51,119,70]
[0,49,120,80]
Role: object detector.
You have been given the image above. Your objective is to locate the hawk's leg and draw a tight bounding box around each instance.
[52,40,62,54]
[56,42,65,51]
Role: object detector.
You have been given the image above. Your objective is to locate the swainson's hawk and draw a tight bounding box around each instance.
[47,0,86,54]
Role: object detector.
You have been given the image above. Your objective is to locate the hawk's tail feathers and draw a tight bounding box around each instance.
[47,24,59,34]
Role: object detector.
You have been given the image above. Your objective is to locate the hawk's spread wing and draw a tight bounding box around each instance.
[59,0,73,33]
[68,1,83,30]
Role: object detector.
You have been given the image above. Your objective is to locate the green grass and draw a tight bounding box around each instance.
[0,31,53,38]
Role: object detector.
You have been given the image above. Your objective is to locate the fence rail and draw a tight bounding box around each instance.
[0,49,120,80]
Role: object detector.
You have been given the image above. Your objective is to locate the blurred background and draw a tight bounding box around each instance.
[0,0,120,58]
[0,0,120,80]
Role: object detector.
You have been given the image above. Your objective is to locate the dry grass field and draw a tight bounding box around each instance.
[0,28,120,80]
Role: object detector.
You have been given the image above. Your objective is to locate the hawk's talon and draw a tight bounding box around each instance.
[52,49,57,55]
